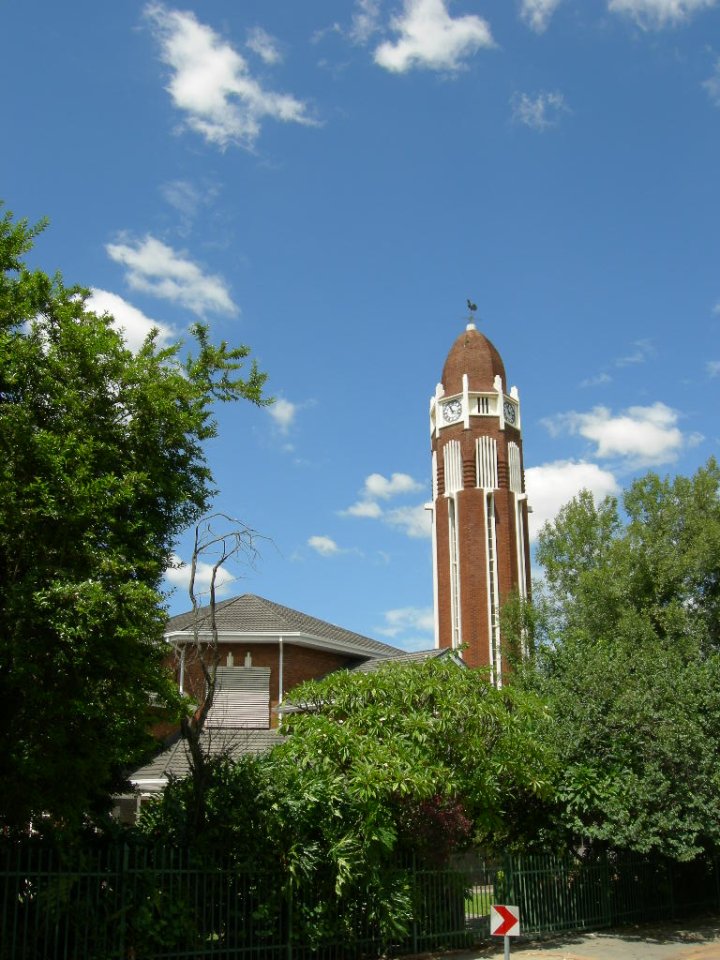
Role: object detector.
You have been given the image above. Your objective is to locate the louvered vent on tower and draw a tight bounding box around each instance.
[476,436,498,490]
[508,442,522,494]
[443,441,463,494]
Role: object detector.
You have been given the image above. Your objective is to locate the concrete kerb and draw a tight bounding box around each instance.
[399,917,720,960]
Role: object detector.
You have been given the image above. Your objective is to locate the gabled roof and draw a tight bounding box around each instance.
[130,729,283,792]
[348,647,463,674]
[277,648,466,714]
[165,594,400,659]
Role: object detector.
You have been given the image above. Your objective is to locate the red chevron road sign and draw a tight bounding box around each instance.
[490,904,520,937]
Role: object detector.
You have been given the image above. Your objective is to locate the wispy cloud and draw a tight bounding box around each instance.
[87,288,177,352]
[373,0,494,73]
[246,26,282,65]
[525,461,620,541]
[520,0,563,32]
[342,471,430,538]
[703,57,720,105]
[543,401,701,467]
[384,504,432,538]
[343,472,422,516]
[511,90,569,130]
[160,179,221,237]
[580,372,612,388]
[308,535,344,557]
[268,398,298,434]
[376,606,434,639]
[615,338,654,367]
[607,0,718,29]
[165,552,235,597]
[707,360,720,378]
[106,235,238,317]
[144,3,317,150]
[350,0,383,43]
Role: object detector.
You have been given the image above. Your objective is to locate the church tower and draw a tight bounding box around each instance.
[428,319,531,684]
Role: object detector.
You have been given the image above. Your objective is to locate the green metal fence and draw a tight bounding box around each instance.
[1,842,719,960]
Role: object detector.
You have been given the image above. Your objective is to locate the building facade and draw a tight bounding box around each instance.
[428,322,531,683]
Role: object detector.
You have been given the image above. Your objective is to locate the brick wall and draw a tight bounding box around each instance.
[161,641,361,733]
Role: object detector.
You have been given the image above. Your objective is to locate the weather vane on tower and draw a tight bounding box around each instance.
[466,298,479,325]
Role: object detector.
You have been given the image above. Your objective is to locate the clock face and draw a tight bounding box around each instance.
[443,399,462,423]
[503,400,517,425]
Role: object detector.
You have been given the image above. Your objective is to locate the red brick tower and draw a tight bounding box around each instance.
[429,321,531,684]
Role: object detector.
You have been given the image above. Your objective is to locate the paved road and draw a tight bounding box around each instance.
[420,919,720,960]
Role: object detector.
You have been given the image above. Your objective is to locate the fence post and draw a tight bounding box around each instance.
[119,842,129,960]
[286,880,293,960]
[412,854,418,955]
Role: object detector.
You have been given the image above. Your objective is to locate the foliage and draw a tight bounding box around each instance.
[519,460,720,860]
[274,658,555,861]
[138,659,554,945]
[0,206,267,829]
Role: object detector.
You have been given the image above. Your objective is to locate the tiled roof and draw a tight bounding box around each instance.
[278,648,465,713]
[348,647,458,673]
[130,729,283,790]
[165,594,400,659]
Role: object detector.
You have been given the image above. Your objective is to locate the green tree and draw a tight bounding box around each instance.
[521,460,720,860]
[272,659,554,865]
[0,207,267,830]
[140,659,554,947]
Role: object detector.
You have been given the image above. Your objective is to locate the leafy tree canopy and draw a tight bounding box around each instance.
[521,460,720,860]
[272,659,555,864]
[0,207,267,829]
[139,659,554,944]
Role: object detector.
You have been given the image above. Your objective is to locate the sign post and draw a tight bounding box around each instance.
[490,904,520,960]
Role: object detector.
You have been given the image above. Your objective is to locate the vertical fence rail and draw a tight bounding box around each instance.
[1,842,719,960]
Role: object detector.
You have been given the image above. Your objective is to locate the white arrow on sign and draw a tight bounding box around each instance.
[490,904,520,937]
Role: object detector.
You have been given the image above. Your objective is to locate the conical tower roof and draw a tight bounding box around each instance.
[441,322,506,394]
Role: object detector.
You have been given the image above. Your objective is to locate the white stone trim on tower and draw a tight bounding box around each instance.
[448,495,462,648]
[444,440,463,494]
[508,442,522,494]
[485,493,502,687]
[476,436,498,490]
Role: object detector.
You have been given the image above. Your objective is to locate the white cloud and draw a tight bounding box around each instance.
[308,535,343,556]
[87,289,176,352]
[703,58,720,105]
[364,472,422,499]
[580,372,612,388]
[385,504,432,538]
[343,472,423,520]
[543,402,695,466]
[351,0,383,42]
[607,0,718,28]
[374,0,494,73]
[707,360,720,378]
[246,26,282,64]
[268,398,298,434]
[106,235,237,317]
[377,606,435,638]
[511,90,569,130]
[520,0,563,32]
[165,553,235,597]
[144,4,316,150]
[346,500,383,519]
[616,338,654,367]
[525,461,620,541]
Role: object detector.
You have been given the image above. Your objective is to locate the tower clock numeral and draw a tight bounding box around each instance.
[443,399,462,423]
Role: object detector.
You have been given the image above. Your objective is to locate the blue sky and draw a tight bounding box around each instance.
[3,0,719,649]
